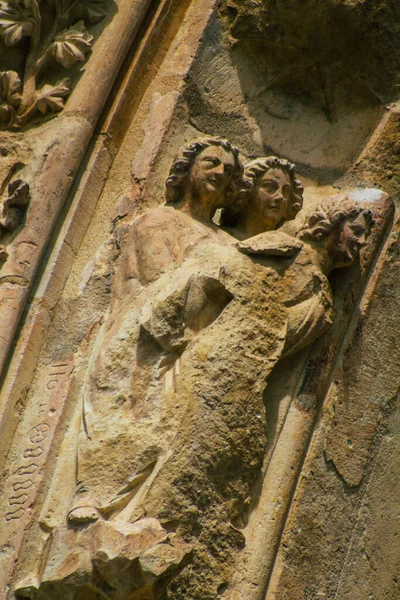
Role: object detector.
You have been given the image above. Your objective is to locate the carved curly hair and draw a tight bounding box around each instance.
[221,155,304,227]
[165,137,243,205]
[297,195,374,242]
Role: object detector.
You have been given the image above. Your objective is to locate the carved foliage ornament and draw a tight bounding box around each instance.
[0,178,30,261]
[0,0,110,129]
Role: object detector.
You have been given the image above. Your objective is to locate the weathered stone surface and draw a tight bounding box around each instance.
[15,518,190,600]
[227,189,393,600]
[11,135,382,600]
[265,221,400,600]
[0,1,399,599]
[219,0,400,113]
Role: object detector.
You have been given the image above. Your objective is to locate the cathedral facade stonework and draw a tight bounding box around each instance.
[0,2,399,599]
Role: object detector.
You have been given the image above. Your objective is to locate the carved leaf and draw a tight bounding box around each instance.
[72,0,110,25]
[0,244,8,262]
[0,179,30,231]
[6,179,30,207]
[0,104,12,124]
[51,21,93,69]
[0,0,33,46]
[0,70,21,127]
[36,78,71,115]
[0,70,21,106]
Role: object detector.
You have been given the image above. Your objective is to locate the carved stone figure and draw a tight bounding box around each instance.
[67,140,309,530]
[222,155,303,238]
[239,195,373,357]
[24,139,372,600]
[68,136,244,523]
[119,195,372,598]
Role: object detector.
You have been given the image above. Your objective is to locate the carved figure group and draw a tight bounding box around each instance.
[33,136,372,600]
[69,137,311,524]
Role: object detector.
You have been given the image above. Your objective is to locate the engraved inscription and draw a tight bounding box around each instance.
[29,423,50,444]
[4,361,73,522]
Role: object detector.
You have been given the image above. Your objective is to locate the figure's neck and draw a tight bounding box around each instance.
[181,190,214,224]
[235,210,277,239]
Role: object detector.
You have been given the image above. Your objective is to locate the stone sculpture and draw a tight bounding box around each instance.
[1,0,397,596]
[125,194,372,598]
[67,138,311,527]
[19,138,373,600]
[259,194,373,358]
[221,155,303,238]
[68,136,244,523]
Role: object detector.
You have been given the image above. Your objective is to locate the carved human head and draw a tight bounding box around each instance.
[297,196,374,269]
[165,137,243,218]
[221,156,303,235]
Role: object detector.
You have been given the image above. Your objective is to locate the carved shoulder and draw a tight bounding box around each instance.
[237,231,304,257]
[130,206,212,285]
